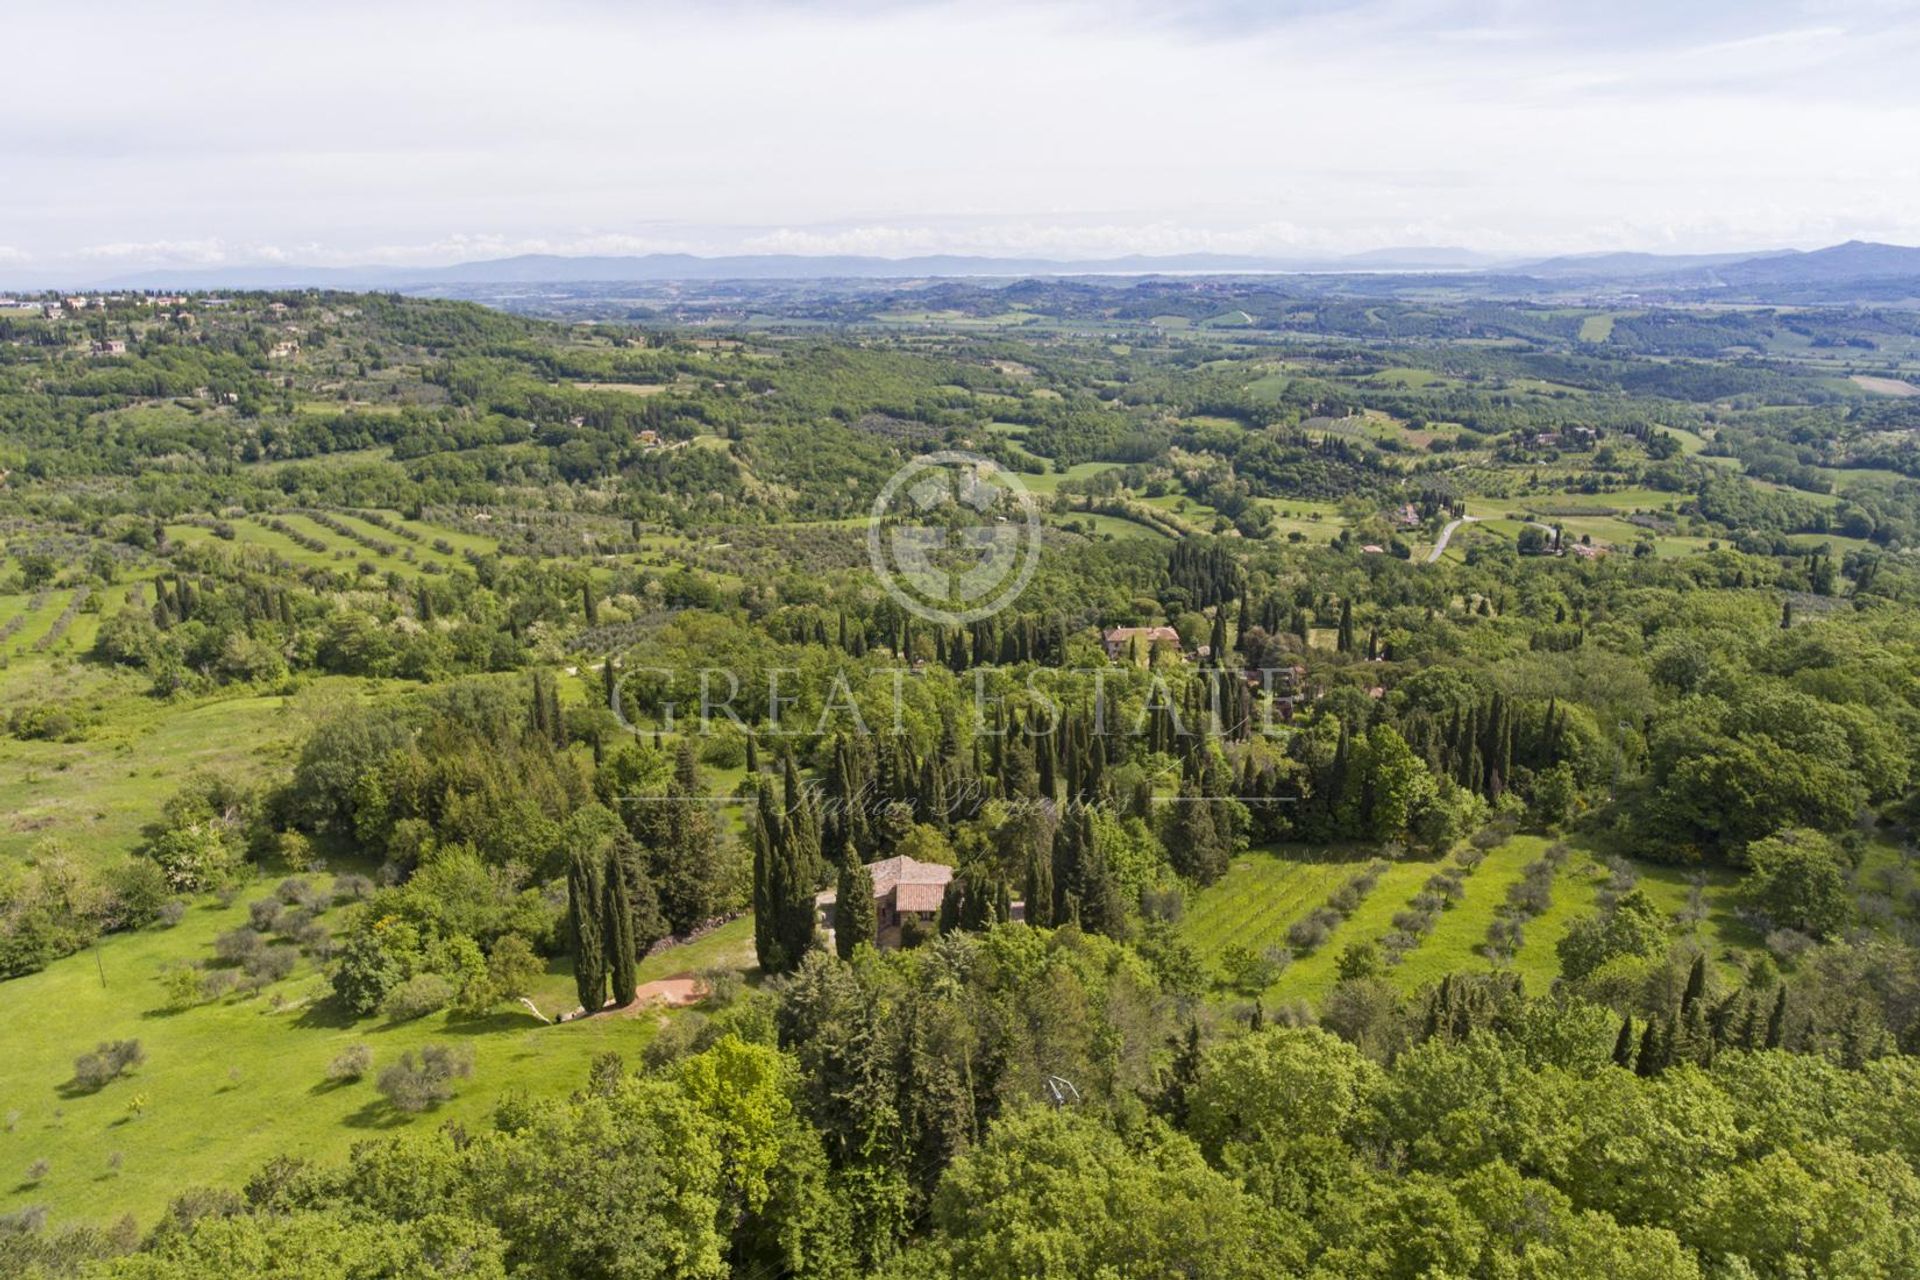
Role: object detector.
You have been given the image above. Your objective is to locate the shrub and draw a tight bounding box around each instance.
[331,874,373,904]
[382,973,454,1022]
[698,965,743,1007]
[197,969,237,1001]
[276,830,315,872]
[1286,917,1332,951]
[282,912,329,952]
[160,965,202,1011]
[156,900,187,928]
[1765,928,1816,962]
[327,1044,373,1082]
[72,1040,144,1091]
[242,946,296,984]
[146,824,238,893]
[213,927,263,967]
[247,899,283,933]
[25,1158,49,1184]
[375,1044,473,1113]
[1391,908,1436,935]
[1218,943,1285,996]
[106,861,172,927]
[1336,940,1383,980]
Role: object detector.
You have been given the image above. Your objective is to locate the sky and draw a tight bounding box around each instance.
[4,0,1919,279]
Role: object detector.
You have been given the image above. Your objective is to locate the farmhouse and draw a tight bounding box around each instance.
[1102,625,1182,661]
[815,854,953,948]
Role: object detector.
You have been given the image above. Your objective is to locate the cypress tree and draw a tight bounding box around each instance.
[1765,987,1789,1049]
[567,849,606,1014]
[531,671,550,741]
[1050,808,1086,922]
[753,785,783,968]
[835,844,875,958]
[1024,841,1055,928]
[1634,1019,1662,1077]
[1612,1016,1636,1068]
[775,820,817,969]
[1734,995,1759,1050]
[1078,837,1123,938]
[1681,954,1707,1016]
[658,742,719,934]
[603,849,637,1006]
[1160,1020,1204,1126]
[1168,779,1225,884]
[614,831,665,963]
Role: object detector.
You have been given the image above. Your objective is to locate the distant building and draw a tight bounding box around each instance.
[815,854,954,948]
[1361,543,1385,554]
[1102,625,1182,661]
[1396,503,1420,527]
[90,339,127,356]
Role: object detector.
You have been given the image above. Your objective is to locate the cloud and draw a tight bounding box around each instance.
[1,0,1916,269]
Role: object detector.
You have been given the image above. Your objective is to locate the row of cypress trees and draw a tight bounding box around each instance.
[565,824,664,1014]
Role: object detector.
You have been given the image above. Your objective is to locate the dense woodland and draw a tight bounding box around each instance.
[1,284,1919,1277]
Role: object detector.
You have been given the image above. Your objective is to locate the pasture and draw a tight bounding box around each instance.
[0,876,753,1225]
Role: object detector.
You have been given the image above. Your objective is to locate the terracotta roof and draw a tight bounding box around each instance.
[867,855,953,896]
[894,882,948,914]
[1103,625,1181,645]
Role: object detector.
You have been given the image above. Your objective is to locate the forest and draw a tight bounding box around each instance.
[0,283,1918,1278]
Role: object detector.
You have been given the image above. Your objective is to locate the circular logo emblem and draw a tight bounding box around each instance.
[869,451,1041,625]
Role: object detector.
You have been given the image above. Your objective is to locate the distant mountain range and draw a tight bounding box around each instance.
[8,240,1920,301]
[50,247,1503,291]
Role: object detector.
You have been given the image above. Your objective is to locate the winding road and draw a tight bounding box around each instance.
[1426,515,1478,562]
[1425,513,1559,563]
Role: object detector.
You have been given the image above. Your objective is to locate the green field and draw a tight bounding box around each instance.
[0,879,752,1225]
[1018,461,1125,494]
[1180,849,1355,966]
[0,674,382,870]
[1178,834,1754,1002]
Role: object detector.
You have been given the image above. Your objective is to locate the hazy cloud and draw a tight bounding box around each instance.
[3,0,1917,277]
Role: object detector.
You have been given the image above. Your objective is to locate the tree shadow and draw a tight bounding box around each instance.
[291,994,359,1031]
[307,1076,360,1097]
[53,1079,108,1101]
[438,1009,542,1037]
[139,1004,193,1021]
[340,1097,421,1131]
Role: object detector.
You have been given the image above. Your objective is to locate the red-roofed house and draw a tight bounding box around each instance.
[815,854,954,948]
